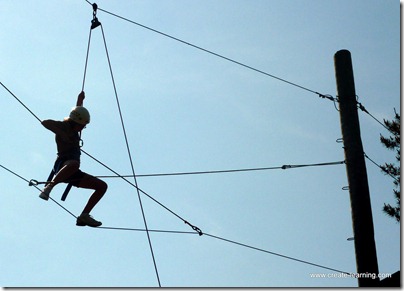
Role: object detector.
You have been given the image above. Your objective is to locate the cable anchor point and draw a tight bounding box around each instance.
[357,101,369,114]
[91,3,101,30]
[185,221,203,236]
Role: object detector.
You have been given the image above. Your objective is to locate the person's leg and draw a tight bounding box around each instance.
[52,160,80,184]
[75,175,107,227]
[40,160,80,200]
[77,175,108,214]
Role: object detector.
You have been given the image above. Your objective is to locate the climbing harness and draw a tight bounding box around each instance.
[47,159,73,201]
[29,159,73,201]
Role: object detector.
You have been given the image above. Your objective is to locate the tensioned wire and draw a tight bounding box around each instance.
[104,24,161,285]
[28,160,346,185]
[0,78,352,277]
[82,1,392,134]
[0,162,352,276]
[2,1,372,282]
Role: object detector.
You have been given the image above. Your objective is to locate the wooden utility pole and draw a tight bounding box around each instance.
[334,49,380,287]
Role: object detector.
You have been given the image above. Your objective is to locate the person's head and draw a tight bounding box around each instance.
[64,106,90,131]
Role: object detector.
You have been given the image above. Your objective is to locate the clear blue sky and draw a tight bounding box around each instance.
[0,0,400,287]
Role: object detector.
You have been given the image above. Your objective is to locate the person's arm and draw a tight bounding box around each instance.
[76,91,85,106]
[41,120,70,141]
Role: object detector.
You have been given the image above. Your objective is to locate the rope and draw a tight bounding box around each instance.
[0,82,42,123]
[356,99,394,134]
[203,232,352,275]
[1,160,352,276]
[28,160,346,185]
[98,23,161,287]
[97,226,197,235]
[81,27,93,91]
[83,1,338,102]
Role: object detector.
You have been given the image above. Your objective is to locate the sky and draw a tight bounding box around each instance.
[0,0,400,288]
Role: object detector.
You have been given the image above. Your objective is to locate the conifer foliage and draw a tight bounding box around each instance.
[380,110,400,222]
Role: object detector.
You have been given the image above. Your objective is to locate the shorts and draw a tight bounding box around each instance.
[53,157,92,187]
[63,170,91,187]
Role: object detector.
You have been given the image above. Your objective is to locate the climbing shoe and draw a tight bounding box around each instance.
[76,213,102,227]
[39,186,52,201]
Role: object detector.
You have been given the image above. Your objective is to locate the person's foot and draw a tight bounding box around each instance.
[39,185,53,201]
[76,213,102,227]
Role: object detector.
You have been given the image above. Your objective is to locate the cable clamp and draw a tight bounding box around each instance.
[91,3,101,30]
[317,93,337,102]
[184,220,203,236]
[281,165,291,170]
[29,179,48,186]
[28,179,39,186]
[356,101,369,114]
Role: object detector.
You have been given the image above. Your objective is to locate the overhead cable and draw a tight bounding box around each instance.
[83,1,336,102]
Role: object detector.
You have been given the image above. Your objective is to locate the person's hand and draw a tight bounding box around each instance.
[77,91,85,106]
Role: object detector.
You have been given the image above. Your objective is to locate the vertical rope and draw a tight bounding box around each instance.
[82,28,93,92]
[99,24,161,287]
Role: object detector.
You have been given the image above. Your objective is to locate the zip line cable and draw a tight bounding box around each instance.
[84,2,397,135]
[97,20,161,286]
[83,1,336,102]
[109,160,345,177]
[28,160,346,185]
[0,162,352,276]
